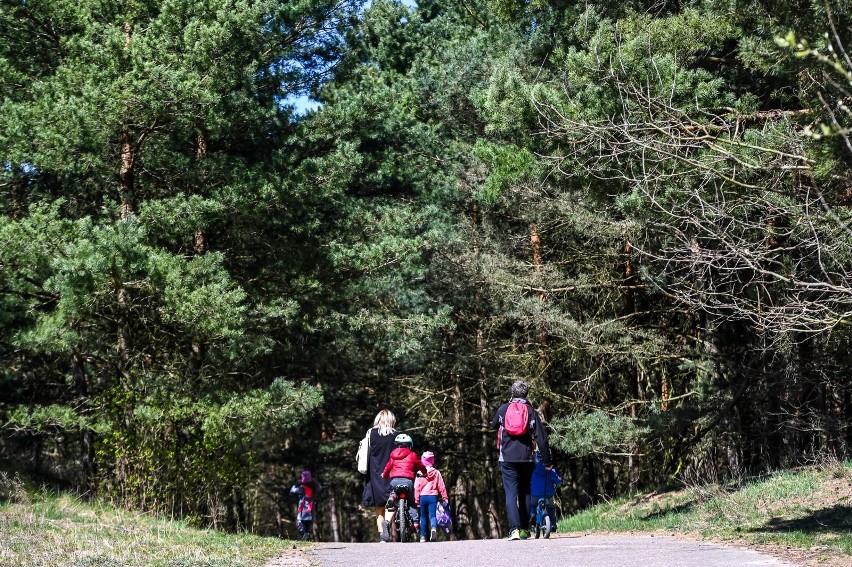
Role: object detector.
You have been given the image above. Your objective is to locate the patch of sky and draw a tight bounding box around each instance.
[289,94,322,115]
[364,0,417,8]
[286,0,418,116]
[4,162,36,174]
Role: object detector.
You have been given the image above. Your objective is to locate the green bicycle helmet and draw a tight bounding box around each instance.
[394,433,413,448]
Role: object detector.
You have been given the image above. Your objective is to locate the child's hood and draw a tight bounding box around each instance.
[425,466,440,481]
[390,447,413,460]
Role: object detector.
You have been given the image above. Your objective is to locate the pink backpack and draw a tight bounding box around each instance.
[503,401,529,436]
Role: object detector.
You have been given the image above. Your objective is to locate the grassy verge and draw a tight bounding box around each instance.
[0,480,304,567]
[558,461,852,565]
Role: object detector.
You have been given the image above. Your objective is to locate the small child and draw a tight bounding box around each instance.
[380,433,426,542]
[530,451,561,533]
[414,450,449,542]
[290,469,322,540]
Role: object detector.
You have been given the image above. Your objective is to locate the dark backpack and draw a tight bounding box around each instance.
[503,401,530,436]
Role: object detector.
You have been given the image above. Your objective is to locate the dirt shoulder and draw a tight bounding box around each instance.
[262,545,316,567]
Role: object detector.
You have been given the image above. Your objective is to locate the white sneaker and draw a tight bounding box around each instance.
[419,536,426,542]
[430,528,437,542]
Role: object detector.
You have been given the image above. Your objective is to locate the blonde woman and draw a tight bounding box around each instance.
[361,409,397,541]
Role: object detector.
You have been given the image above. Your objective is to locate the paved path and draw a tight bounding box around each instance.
[310,534,798,567]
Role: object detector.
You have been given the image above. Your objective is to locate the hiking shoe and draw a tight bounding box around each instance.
[430,527,437,542]
[519,529,530,540]
[380,520,390,542]
[507,529,522,540]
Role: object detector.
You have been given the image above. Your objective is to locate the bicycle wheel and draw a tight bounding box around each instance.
[398,499,408,543]
[543,515,552,539]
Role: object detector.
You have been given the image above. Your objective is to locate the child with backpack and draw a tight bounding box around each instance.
[414,450,449,542]
[530,451,561,536]
[290,469,322,540]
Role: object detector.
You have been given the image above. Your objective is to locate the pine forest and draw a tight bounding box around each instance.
[1,0,851,542]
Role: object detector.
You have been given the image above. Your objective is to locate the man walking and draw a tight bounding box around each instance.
[491,380,552,540]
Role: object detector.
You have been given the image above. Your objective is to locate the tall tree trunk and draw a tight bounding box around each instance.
[194,131,208,254]
[72,349,96,492]
[530,223,547,348]
[623,239,641,490]
[585,456,597,504]
[275,489,284,537]
[119,131,135,218]
[115,29,135,505]
[119,22,135,219]
[452,374,476,539]
[189,131,207,375]
[477,350,501,538]
[453,477,476,540]
[327,486,340,542]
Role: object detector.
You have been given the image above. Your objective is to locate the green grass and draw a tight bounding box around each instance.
[558,461,852,562]
[0,486,304,567]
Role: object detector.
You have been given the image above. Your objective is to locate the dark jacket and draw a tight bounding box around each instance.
[290,479,322,522]
[382,447,427,480]
[490,398,552,466]
[362,427,396,507]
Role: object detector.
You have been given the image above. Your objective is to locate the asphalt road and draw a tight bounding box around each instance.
[310,534,798,567]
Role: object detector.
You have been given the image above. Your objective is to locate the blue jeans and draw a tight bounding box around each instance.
[419,494,438,537]
[499,461,534,531]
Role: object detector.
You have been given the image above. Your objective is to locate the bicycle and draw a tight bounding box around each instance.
[530,496,553,539]
[388,483,417,543]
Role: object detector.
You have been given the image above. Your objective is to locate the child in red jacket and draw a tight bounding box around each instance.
[380,433,426,542]
[414,451,449,542]
[289,470,322,540]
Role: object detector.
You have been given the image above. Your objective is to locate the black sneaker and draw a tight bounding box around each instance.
[380,520,390,542]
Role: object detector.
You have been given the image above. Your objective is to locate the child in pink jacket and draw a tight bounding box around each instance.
[414,451,449,542]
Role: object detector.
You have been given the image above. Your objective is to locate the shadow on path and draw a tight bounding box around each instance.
[749,504,852,533]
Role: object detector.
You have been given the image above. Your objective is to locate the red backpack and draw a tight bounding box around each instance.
[503,401,530,436]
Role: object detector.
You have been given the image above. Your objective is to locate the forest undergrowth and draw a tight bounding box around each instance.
[0,472,304,567]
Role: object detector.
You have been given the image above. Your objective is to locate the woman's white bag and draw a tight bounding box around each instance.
[356,429,371,474]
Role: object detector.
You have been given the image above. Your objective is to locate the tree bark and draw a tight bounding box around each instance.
[478,352,501,538]
[530,223,547,348]
[189,131,207,376]
[328,486,340,542]
[119,131,135,218]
